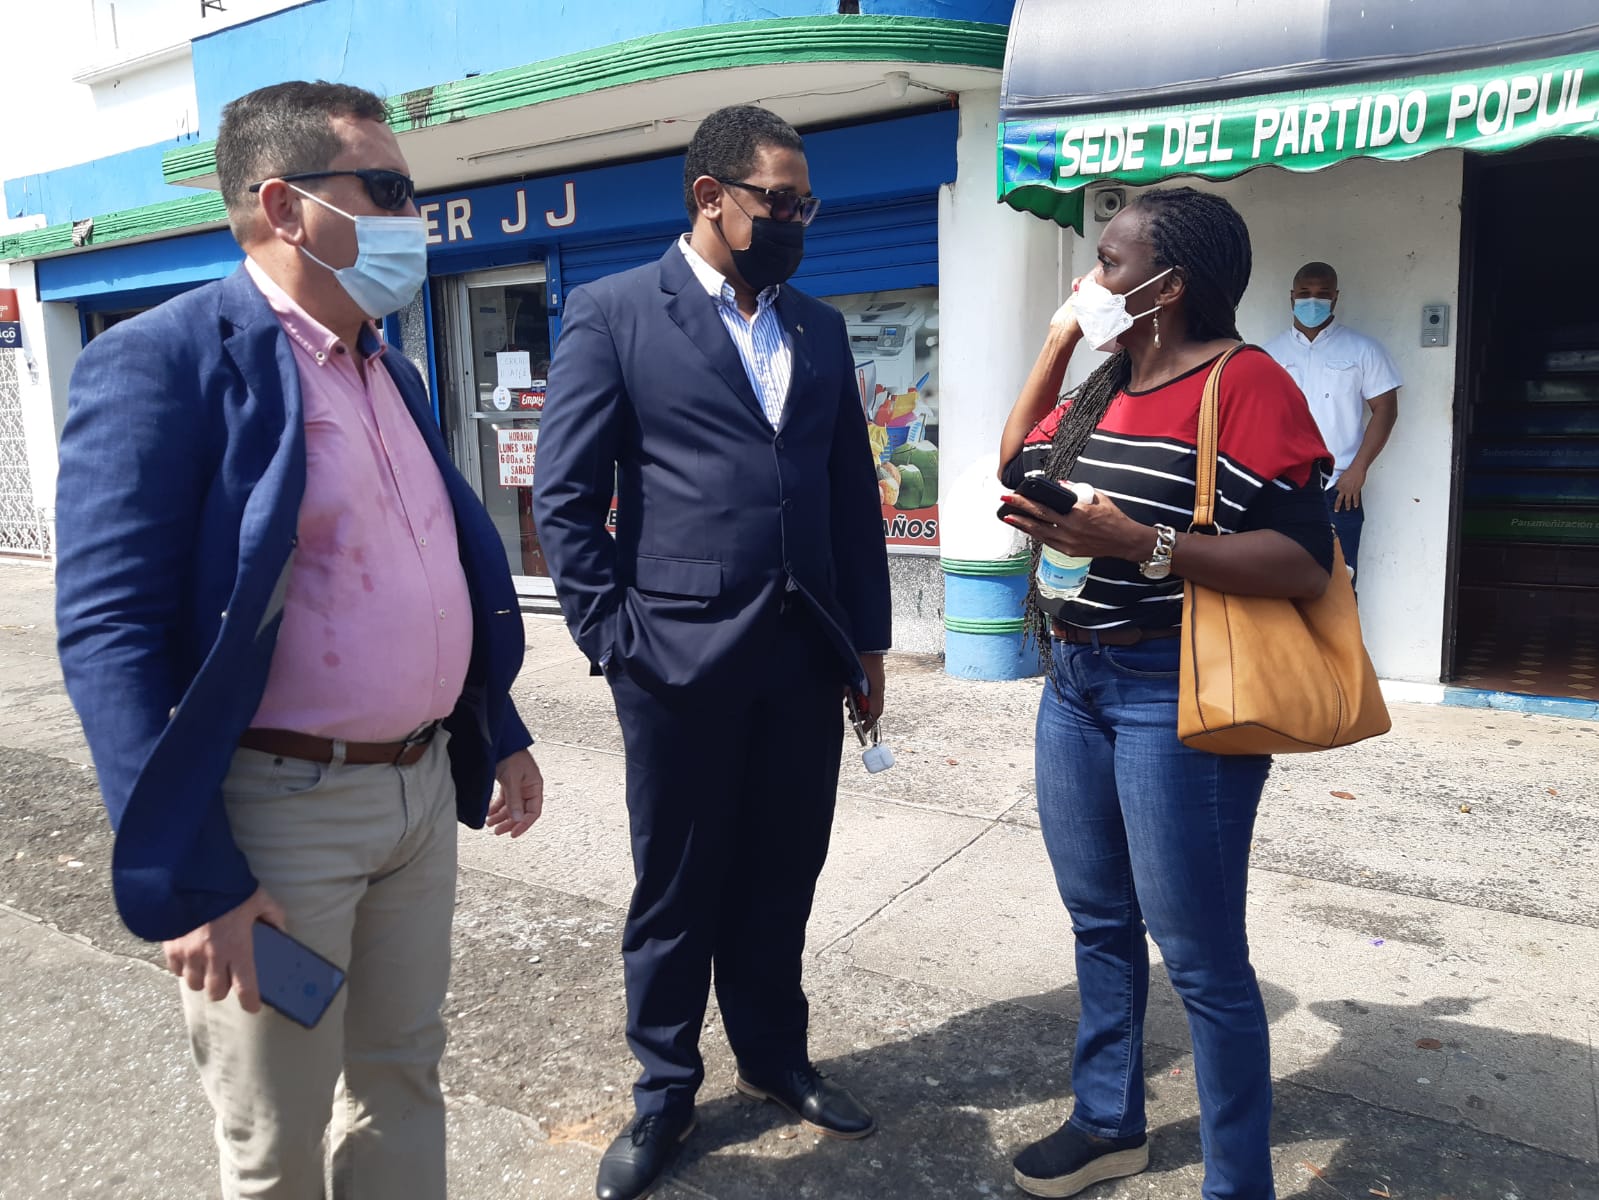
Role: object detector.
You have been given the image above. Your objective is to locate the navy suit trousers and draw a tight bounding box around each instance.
[609,601,846,1117]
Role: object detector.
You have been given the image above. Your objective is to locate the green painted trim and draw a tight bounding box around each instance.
[998,47,1599,232]
[164,15,1008,186]
[8,14,1002,264]
[997,183,1087,234]
[6,15,1000,263]
[940,554,1031,576]
[1,191,228,263]
[163,143,225,187]
[945,615,1028,635]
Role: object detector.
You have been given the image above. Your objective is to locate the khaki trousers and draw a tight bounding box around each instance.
[181,734,458,1200]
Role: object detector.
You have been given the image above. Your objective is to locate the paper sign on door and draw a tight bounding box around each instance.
[496,351,534,388]
[497,427,537,488]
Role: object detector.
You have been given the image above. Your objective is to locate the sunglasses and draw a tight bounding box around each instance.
[715,178,822,227]
[248,169,417,212]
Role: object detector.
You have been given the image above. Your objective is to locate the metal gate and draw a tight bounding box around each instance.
[0,350,49,557]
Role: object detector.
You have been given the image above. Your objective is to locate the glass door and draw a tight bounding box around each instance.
[442,265,553,599]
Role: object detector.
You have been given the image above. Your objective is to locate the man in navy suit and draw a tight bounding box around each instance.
[533,105,892,1200]
[55,82,542,1198]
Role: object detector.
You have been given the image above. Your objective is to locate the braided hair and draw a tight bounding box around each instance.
[1023,187,1254,656]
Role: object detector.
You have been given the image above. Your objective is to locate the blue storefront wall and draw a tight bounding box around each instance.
[419,107,953,391]
[189,0,1015,136]
[416,109,954,276]
[35,107,955,362]
[4,2,1004,233]
[35,228,245,311]
[555,195,940,298]
[4,143,181,228]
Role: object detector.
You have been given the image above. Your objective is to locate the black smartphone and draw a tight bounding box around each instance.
[998,473,1080,521]
[253,922,346,1029]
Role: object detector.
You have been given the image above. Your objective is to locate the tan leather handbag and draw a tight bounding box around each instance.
[1177,347,1391,754]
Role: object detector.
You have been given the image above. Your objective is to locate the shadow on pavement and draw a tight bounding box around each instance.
[669,974,1594,1199]
[2,742,1592,1199]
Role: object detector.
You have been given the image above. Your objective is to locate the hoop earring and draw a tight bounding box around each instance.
[1153,313,1162,350]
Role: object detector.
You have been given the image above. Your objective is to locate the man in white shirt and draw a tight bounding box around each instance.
[1264,261,1401,583]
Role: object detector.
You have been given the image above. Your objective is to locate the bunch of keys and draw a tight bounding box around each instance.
[846,693,895,774]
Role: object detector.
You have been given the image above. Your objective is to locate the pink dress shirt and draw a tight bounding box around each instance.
[245,259,474,742]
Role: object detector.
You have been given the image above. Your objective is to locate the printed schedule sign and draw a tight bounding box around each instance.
[496,427,536,488]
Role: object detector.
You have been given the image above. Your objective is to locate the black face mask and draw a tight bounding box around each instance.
[728,216,805,292]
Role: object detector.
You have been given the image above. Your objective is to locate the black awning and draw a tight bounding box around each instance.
[998,0,1599,227]
[1002,0,1599,119]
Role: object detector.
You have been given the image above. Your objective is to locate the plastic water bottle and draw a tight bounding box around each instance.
[1034,483,1096,601]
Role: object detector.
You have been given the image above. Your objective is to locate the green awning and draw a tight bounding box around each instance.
[998,0,1599,230]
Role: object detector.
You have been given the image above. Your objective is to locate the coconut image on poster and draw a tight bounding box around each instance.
[831,287,940,554]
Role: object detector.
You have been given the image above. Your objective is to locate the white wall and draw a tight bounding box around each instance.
[2,2,312,186]
[1064,154,1466,683]
[82,0,314,62]
[938,89,1067,562]
[1,4,198,183]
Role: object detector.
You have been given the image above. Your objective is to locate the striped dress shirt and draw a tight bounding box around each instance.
[678,235,793,426]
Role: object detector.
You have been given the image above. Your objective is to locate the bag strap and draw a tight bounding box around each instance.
[1190,343,1247,533]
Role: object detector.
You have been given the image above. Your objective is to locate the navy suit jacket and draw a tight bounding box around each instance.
[55,267,532,942]
[532,245,891,695]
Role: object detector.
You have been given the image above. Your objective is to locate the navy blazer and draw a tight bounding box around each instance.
[533,245,891,694]
[55,267,532,943]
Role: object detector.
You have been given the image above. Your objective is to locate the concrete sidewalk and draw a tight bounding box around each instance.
[1,557,1595,1200]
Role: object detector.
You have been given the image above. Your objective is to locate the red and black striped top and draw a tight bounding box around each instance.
[1003,347,1332,631]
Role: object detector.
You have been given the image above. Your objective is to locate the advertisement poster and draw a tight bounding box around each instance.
[828,286,940,554]
[0,287,19,348]
[496,426,537,488]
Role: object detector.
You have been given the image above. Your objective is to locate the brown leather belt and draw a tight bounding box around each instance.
[1052,621,1181,646]
[239,722,439,766]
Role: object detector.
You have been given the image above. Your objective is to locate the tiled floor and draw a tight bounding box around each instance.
[1454,613,1599,699]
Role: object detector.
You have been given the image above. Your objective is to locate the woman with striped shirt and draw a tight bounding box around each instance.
[996,188,1333,1200]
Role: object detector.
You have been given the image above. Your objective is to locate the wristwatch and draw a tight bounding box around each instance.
[1140,524,1178,580]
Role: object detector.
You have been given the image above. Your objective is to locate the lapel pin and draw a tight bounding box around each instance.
[797,323,804,335]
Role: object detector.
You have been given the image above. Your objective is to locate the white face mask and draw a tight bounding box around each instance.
[1072,267,1173,352]
[291,185,428,319]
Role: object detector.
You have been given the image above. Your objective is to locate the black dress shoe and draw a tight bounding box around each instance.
[595,1110,696,1200]
[734,1063,877,1139]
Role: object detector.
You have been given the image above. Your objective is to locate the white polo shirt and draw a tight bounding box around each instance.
[1264,318,1402,484]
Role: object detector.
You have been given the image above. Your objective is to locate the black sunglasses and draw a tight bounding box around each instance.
[249,169,417,212]
[715,178,822,227]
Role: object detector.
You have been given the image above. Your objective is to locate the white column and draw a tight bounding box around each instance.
[33,294,82,540]
[937,89,1069,563]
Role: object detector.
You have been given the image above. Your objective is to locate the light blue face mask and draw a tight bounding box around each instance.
[1293,297,1334,329]
[292,185,428,319]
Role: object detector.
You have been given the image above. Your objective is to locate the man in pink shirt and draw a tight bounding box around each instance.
[55,82,542,1199]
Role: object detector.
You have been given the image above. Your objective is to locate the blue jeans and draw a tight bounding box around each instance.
[1328,489,1363,585]
[1036,636,1275,1200]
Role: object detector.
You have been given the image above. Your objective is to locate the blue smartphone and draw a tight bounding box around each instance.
[253,922,346,1029]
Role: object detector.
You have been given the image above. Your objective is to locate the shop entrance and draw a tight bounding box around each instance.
[85,308,150,340]
[437,265,553,600]
[1447,145,1599,699]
